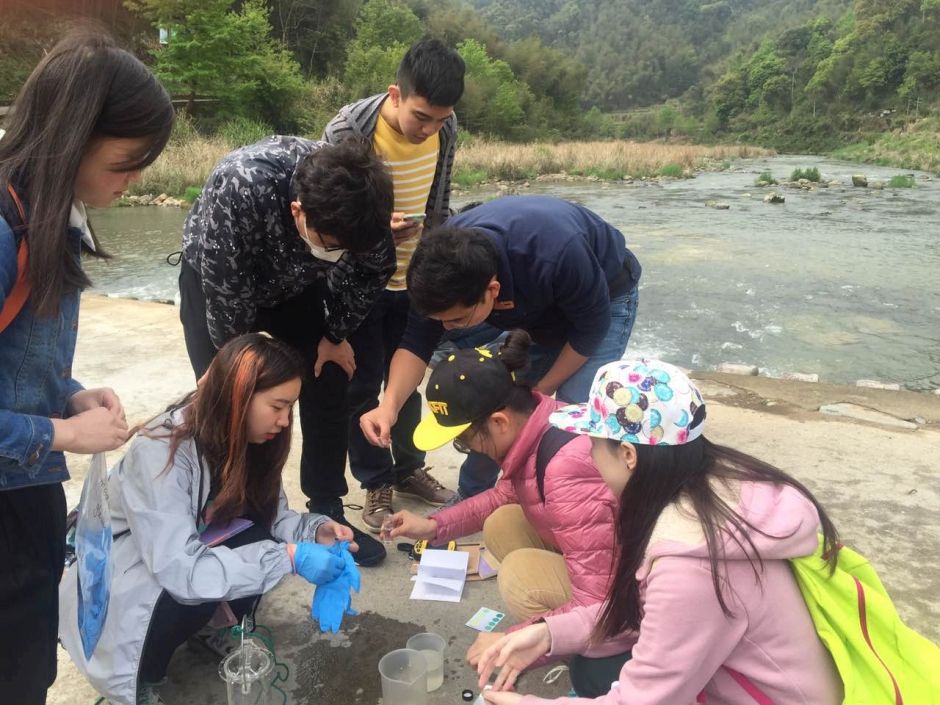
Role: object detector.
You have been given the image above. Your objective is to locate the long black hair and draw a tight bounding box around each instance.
[0,26,173,317]
[594,435,840,642]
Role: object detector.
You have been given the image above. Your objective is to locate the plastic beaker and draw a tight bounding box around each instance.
[378,648,428,705]
[406,632,446,692]
[219,638,275,705]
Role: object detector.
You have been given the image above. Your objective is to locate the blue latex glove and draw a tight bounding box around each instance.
[293,542,344,585]
[76,525,111,659]
[311,541,361,633]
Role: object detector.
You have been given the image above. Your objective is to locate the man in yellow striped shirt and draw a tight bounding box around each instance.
[322,40,464,552]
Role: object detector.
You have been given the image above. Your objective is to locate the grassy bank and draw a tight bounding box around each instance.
[131,129,774,200]
[451,140,773,186]
[831,117,940,176]
[130,132,232,200]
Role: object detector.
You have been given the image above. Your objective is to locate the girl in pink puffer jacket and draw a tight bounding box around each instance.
[385,331,618,656]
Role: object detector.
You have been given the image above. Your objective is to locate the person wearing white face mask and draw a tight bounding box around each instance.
[178,137,396,568]
[295,211,346,263]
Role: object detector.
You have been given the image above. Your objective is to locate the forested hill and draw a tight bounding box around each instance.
[466,0,853,110]
[2,0,937,161]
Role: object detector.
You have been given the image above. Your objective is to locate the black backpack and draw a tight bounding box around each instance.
[534,427,579,502]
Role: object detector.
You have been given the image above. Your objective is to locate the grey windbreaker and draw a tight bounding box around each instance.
[321,93,458,226]
[59,410,329,705]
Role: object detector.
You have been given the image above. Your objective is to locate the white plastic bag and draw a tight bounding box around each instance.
[75,452,112,659]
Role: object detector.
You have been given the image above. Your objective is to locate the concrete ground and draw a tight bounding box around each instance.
[49,296,939,705]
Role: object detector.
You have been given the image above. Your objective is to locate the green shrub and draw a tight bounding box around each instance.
[584,167,627,180]
[452,167,490,187]
[790,167,821,182]
[183,186,203,203]
[293,77,350,138]
[756,170,777,186]
[888,175,915,188]
[659,163,684,178]
[216,117,274,148]
[169,111,200,146]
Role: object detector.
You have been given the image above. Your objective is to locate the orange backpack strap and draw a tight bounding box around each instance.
[0,184,31,333]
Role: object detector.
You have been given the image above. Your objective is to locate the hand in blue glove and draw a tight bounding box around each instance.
[311,541,361,633]
[292,542,344,585]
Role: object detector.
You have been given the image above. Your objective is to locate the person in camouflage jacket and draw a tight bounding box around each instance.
[178,136,395,566]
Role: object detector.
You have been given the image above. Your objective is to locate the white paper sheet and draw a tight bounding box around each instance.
[409,549,469,602]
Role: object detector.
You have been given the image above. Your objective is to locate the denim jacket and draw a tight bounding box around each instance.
[0,203,84,489]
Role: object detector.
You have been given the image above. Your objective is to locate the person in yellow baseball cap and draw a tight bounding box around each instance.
[385,331,618,665]
[412,344,517,452]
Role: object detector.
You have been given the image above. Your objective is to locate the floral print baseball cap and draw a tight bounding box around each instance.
[549,359,706,445]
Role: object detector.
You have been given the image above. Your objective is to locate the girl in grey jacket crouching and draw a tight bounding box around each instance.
[59,333,358,705]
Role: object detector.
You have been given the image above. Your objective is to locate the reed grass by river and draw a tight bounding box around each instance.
[130,133,774,199]
[452,139,772,184]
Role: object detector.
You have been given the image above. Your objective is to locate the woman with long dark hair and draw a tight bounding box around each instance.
[0,28,174,704]
[475,359,843,705]
[59,333,358,705]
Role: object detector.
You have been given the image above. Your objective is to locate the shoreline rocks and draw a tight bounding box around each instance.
[783,372,820,383]
[856,379,902,391]
[121,193,188,208]
[718,363,759,376]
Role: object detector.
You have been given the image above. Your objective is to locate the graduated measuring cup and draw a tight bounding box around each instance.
[378,648,428,705]
[406,632,446,692]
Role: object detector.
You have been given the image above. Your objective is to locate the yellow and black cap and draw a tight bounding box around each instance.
[413,347,513,451]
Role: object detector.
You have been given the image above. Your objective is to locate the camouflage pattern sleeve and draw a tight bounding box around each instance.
[323,233,396,343]
[194,173,261,348]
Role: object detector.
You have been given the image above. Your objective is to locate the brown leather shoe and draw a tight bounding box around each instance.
[394,467,456,506]
[362,486,394,533]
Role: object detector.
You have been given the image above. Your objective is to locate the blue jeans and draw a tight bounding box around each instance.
[458,287,639,498]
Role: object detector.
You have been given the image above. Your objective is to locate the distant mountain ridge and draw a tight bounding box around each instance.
[465,0,852,110]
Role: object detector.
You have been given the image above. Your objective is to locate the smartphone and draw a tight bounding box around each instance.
[403,213,426,222]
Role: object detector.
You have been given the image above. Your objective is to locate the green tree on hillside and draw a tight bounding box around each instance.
[408,0,586,136]
[126,0,304,129]
[457,38,532,139]
[342,0,423,97]
[269,0,362,76]
[408,0,503,53]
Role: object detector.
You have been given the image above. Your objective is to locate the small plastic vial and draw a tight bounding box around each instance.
[380,515,395,545]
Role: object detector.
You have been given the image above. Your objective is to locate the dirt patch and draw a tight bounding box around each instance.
[290,612,427,705]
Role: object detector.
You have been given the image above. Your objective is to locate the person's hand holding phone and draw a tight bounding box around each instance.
[390,211,424,246]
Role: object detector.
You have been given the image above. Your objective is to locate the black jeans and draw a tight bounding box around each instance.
[179,261,350,505]
[0,483,67,705]
[347,289,425,489]
[570,652,632,697]
[138,524,275,684]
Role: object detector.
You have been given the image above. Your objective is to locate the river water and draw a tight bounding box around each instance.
[85,154,940,391]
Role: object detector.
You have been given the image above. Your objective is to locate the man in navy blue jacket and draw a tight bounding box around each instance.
[360,195,642,499]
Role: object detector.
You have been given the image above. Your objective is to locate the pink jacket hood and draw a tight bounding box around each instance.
[526,481,841,705]
[639,479,822,578]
